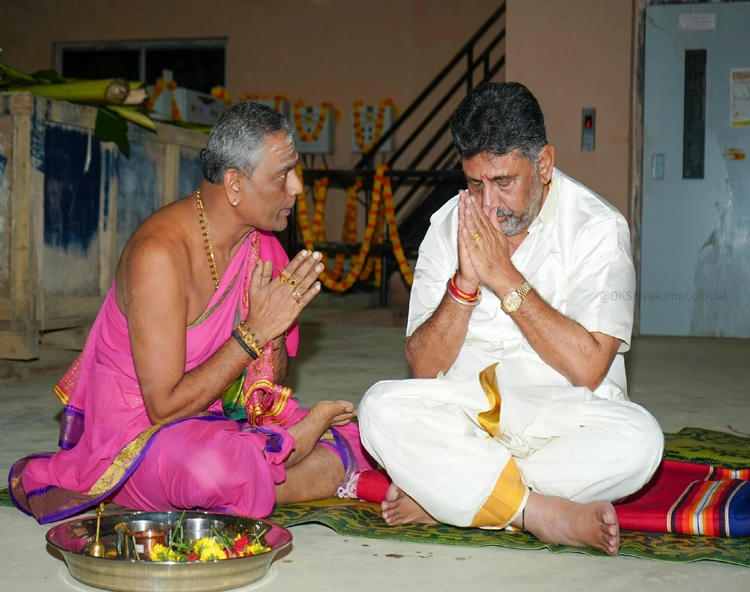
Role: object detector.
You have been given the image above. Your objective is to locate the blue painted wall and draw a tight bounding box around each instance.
[179,148,204,200]
[117,141,161,256]
[43,124,101,254]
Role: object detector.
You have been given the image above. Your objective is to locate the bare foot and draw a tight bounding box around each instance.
[520,492,620,555]
[286,401,356,467]
[381,483,437,526]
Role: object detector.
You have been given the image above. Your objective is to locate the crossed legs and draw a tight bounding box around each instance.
[359,377,663,555]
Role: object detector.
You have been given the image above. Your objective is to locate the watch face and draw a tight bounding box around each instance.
[503,292,522,312]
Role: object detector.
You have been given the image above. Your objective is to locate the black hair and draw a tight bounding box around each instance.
[449,82,547,162]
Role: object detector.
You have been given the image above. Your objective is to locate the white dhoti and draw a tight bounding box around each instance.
[358,362,664,529]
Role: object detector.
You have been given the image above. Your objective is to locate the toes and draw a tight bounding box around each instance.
[385,483,403,502]
[382,509,400,526]
[334,400,355,413]
[602,531,619,555]
[330,418,353,427]
[602,506,618,526]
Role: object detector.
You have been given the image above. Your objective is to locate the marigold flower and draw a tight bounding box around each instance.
[193,537,227,561]
[149,544,170,562]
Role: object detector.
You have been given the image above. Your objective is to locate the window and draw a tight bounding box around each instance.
[56,39,227,94]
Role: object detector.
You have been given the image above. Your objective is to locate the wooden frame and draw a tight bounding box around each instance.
[0,92,206,360]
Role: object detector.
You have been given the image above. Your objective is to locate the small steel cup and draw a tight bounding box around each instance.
[172,518,226,543]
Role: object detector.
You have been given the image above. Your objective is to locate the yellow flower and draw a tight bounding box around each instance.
[247,542,266,555]
[193,537,227,561]
[149,543,170,562]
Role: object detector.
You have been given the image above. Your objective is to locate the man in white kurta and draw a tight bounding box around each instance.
[357,82,663,555]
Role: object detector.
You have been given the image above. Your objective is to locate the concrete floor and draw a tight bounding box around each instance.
[1,312,749,591]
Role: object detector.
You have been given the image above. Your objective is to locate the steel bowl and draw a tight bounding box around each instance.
[46,510,292,592]
[171,517,227,544]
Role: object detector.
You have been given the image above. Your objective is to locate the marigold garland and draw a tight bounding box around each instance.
[352,98,399,153]
[210,86,232,107]
[293,100,335,142]
[295,163,413,291]
[147,77,181,120]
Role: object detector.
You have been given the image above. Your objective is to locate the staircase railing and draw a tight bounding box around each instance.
[294,3,507,304]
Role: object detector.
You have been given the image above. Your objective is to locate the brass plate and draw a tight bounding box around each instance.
[46,510,292,592]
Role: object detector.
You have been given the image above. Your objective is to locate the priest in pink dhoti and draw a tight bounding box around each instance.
[10,102,372,524]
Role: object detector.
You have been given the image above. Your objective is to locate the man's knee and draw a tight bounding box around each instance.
[357,381,392,428]
[357,381,396,465]
[617,405,664,490]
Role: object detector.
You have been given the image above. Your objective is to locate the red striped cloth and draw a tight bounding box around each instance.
[615,460,750,537]
[356,461,750,537]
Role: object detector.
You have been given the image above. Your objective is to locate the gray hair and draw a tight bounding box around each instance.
[449,82,547,164]
[201,101,293,184]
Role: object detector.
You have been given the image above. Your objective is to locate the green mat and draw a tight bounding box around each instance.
[3,427,749,566]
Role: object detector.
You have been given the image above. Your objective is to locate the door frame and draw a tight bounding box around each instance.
[629,0,747,336]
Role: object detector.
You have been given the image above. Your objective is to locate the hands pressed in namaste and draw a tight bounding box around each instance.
[245,249,323,347]
[458,190,521,297]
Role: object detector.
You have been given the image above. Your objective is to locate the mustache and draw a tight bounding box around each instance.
[495,208,517,220]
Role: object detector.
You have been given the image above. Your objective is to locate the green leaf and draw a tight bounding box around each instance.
[31,69,67,84]
[95,107,130,158]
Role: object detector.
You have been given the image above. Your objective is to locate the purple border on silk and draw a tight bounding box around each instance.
[7,452,55,516]
[319,428,350,472]
[242,425,284,454]
[19,415,228,525]
[59,405,85,449]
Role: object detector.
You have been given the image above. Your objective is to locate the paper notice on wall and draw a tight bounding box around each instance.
[731,69,750,127]
[679,13,716,30]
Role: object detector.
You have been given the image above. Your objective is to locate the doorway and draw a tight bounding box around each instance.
[640,1,750,336]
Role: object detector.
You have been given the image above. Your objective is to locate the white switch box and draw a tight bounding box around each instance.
[351,105,394,153]
[293,106,335,154]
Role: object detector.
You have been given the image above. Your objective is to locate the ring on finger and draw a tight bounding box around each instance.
[288,275,300,288]
[297,301,304,309]
[279,273,289,284]
[291,290,302,301]
[471,232,481,241]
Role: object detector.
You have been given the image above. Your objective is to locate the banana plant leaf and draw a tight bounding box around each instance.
[95,107,130,158]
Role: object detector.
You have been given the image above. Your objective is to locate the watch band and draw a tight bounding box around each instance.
[516,281,532,300]
[501,281,533,314]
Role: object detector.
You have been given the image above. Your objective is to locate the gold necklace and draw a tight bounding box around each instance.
[195,190,221,291]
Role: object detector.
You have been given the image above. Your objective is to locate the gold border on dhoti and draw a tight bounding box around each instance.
[471,362,527,527]
[87,423,166,496]
[470,459,527,528]
[477,363,502,438]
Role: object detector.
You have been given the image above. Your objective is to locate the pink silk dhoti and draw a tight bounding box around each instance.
[10,231,371,524]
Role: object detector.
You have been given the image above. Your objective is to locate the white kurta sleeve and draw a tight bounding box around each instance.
[564,217,636,352]
[405,217,457,338]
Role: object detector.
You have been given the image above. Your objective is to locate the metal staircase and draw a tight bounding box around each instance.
[292,3,507,304]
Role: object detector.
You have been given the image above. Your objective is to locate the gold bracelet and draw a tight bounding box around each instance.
[272,332,287,351]
[235,322,263,359]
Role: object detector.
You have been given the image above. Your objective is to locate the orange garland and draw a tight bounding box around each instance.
[352,98,398,153]
[293,100,335,142]
[147,77,181,120]
[295,163,413,291]
[210,86,233,107]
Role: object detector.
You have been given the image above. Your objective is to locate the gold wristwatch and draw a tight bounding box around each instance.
[500,281,532,314]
